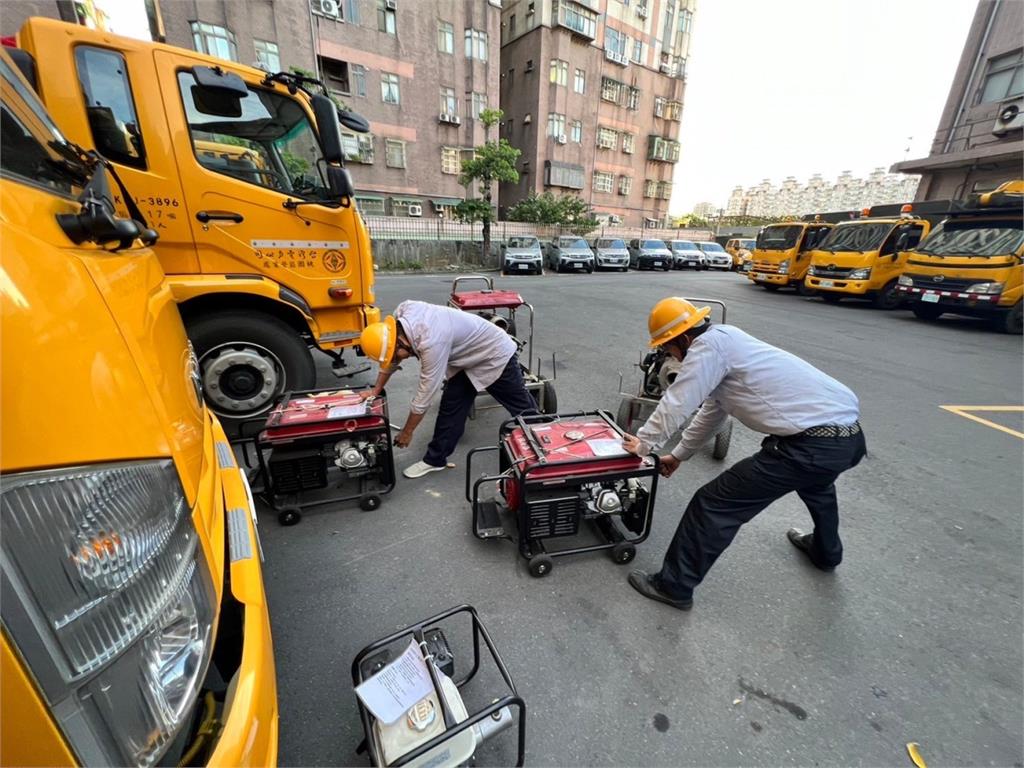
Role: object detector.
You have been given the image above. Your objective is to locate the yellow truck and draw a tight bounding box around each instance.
[11,18,380,426]
[896,181,1023,334]
[0,50,276,766]
[805,206,934,309]
[724,237,755,270]
[748,219,833,294]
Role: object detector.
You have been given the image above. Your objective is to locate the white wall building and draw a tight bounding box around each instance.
[724,168,920,217]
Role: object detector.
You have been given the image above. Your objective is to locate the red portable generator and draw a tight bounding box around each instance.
[248,387,395,525]
[466,411,659,577]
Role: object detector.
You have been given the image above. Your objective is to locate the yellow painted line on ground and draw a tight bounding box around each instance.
[939,405,1024,440]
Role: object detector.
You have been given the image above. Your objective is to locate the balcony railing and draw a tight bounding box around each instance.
[555,0,597,40]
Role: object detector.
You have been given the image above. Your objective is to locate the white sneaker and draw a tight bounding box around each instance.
[403,461,447,479]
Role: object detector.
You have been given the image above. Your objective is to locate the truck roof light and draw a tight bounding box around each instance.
[900,204,913,213]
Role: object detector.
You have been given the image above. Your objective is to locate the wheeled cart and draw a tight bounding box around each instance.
[467,411,659,577]
[246,387,395,525]
[352,605,525,767]
[448,275,557,414]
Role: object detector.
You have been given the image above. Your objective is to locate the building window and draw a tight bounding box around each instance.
[465,29,488,61]
[356,196,386,215]
[659,181,673,199]
[470,92,487,119]
[320,57,351,95]
[626,86,640,110]
[644,179,658,198]
[547,112,566,138]
[191,21,237,61]
[601,77,621,103]
[573,68,585,94]
[980,50,1024,103]
[605,27,627,58]
[385,139,406,168]
[545,160,585,189]
[593,171,615,193]
[440,86,458,115]
[441,146,461,174]
[75,47,147,169]
[352,64,367,97]
[254,39,280,71]
[570,120,582,143]
[509,13,516,35]
[438,20,454,53]
[341,132,374,163]
[679,9,693,35]
[381,72,400,104]
[666,100,682,120]
[648,135,680,162]
[597,126,617,149]
[377,0,396,34]
[559,2,597,37]
[631,39,644,64]
[654,96,665,117]
[621,133,635,154]
[618,175,632,196]
[549,58,568,86]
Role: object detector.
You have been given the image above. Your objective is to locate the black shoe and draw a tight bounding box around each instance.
[627,570,693,610]
[786,528,836,572]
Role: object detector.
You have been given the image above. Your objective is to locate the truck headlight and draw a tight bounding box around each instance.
[778,259,791,272]
[966,282,1004,294]
[1,460,215,767]
[807,266,817,276]
[898,274,913,286]
[848,268,871,280]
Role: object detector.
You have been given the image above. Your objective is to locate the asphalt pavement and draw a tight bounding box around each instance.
[257,268,1023,767]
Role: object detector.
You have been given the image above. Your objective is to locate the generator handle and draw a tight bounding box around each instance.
[465,445,499,502]
[521,301,536,372]
[683,297,727,324]
[451,274,494,294]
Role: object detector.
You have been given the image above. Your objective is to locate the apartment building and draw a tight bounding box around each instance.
[2,0,502,219]
[498,0,694,227]
[892,0,1023,200]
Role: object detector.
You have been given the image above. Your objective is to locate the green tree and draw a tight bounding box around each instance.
[456,108,520,262]
[508,191,599,234]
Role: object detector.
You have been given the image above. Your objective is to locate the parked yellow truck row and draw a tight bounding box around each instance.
[10,17,382,428]
[745,188,1023,334]
[1,42,281,768]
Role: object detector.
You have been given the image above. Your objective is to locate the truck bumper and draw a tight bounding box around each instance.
[749,271,789,286]
[806,277,871,295]
[897,285,1004,312]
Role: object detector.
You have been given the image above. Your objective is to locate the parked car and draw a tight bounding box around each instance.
[546,235,595,273]
[697,241,733,270]
[501,235,544,274]
[591,237,631,271]
[669,240,706,270]
[628,239,673,271]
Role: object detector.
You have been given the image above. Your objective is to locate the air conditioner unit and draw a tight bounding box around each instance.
[992,96,1024,136]
[384,0,397,9]
[525,61,534,72]
[605,49,628,66]
[636,3,649,18]
[659,63,673,75]
[556,134,567,144]
[407,203,423,216]
[439,113,462,125]
[312,0,341,19]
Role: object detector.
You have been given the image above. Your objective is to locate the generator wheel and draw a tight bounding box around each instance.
[615,397,635,432]
[712,419,733,460]
[278,507,302,526]
[359,493,382,511]
[528,554,553,578]
[611,541,636,565]
[533,380,558,414]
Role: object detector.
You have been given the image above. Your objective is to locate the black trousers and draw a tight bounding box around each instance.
[423,355,536,467]
[656,430,867,600]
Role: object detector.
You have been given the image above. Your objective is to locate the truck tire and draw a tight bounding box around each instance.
[188,311,315,427]
[821,292,842,304]
[763,284,780,292]
[873,279,901,310]
[797,280,817,297]
[912,303,943,322]
[995,300,1022,335]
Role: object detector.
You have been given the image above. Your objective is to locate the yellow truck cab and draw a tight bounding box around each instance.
[13,17,380,426]
[748,219,832,294]
[725,237,755,269]
[0,50,277,766]
[897,181,1023,334]
[805,206,933,309]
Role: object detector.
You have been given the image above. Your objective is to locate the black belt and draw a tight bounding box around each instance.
[799,421,861,438]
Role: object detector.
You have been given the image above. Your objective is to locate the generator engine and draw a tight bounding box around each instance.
[581,478,650,535]
[640,349,681,398]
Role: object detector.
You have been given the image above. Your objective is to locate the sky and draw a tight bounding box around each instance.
[671,0,979,214]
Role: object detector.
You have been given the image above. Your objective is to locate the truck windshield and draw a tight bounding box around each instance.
[915,219,1024,258]
[508,236,538,248]
[178,72,328,199]
[756,225,803,250]
[817,223,892,252]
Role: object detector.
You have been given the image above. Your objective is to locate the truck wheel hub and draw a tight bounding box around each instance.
[200,345,282,414]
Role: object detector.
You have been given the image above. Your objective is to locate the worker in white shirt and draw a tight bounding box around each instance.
[359,300,537,479]
[622,297,866,611]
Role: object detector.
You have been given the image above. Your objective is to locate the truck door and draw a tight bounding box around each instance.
[155,51,366,342]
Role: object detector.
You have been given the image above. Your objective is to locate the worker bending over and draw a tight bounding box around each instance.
[622,297,866,611]
[360,300,536,479]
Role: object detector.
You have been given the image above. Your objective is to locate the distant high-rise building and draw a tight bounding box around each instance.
[692,201,716,218]
[723,169,920,218]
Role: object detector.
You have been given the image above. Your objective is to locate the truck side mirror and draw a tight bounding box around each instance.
[327,165,354,199]
[338,109,371,134]
[311,94,345,164]
[190,66,247,117]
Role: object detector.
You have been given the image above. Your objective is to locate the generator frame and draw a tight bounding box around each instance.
[243,385,396,525]
[616,297,733,459]
[351,604,526,768]
[448,275,557,415]
[466,410,660,577]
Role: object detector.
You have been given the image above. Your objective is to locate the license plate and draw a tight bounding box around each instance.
[819,279,834,288]
[517,263,528,270]
[653,261,662,267]
[922,292,940,303]
[687,260,697,266]
[752,273,763,280]
[573,263,582,269]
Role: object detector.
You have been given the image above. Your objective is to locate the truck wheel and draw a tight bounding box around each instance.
[615,398,635,432]
[912,303,943,322]
[994,301,1022,335]
[711,419,733,460]
[763,284,780,292]
[532,380,558,414]
[188,311,315,426]
[873,279,901,310]
[821,292,842,304]
[797,281,817,297]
